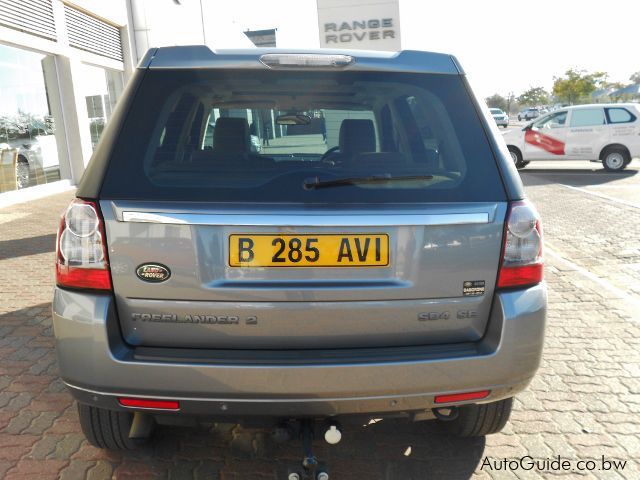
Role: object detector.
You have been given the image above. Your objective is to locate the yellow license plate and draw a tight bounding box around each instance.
[229,234,389,267]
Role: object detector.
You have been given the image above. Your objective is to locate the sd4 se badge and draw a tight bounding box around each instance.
[136,263,171,283]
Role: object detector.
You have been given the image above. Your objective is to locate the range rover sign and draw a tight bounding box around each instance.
[317,0,401,51]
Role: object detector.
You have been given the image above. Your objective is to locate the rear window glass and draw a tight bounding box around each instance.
[100,70,506,203]
[570,108,605,127]
[606,108,636,124]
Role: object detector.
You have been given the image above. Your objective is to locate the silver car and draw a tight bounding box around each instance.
[489,108,509,128]
[518,107,540,121]
[53,47,546,472]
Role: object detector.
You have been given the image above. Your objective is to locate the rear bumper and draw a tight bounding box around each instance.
[52,284,546,417]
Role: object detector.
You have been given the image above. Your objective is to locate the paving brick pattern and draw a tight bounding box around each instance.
[526,176,640,298]
[0,185,638,479]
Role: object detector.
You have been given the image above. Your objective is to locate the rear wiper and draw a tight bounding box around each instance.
[303,174,434,190]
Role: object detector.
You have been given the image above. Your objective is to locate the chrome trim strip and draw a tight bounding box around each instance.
[121,211,490,227]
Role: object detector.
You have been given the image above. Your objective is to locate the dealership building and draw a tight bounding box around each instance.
[0,0,136,204]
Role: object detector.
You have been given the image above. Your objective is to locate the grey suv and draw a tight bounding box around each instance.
[53,47,546,472]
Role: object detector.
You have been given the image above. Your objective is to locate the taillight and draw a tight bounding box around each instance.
[497,200,543,289]
[56,199,112,291]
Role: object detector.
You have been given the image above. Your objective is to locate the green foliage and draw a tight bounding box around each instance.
[630,71,640,84]
[516,87,549,106]
[485,94,508,112]
[552,69,607,105]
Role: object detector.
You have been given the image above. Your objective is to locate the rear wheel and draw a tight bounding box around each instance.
[77,403,152,450]
[602,147,629,172]
[508,146,527,169]
[445,397,513,437]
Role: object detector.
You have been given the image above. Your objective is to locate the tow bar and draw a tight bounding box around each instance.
[286,419,340,480]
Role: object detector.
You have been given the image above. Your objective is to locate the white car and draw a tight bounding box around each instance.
[489,108,509,128]
[517,108,540,121]
[503,103,640,171]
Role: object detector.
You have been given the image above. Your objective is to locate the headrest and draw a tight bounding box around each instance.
[339,119,376,156]
[213,117,250,153]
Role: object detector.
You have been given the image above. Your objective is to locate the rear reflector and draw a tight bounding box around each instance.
[434,390,490,404]
[118,397,180,410]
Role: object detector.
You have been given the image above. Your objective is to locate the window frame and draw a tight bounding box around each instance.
[605,107,637,125]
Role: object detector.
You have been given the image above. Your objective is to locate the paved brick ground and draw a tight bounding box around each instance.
[0,180,638,479]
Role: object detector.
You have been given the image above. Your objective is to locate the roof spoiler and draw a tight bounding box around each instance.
[138,45,464,75]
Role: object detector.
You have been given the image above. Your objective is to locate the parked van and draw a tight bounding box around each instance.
[504,103,640,171]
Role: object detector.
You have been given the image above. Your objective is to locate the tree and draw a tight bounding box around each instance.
[552,69,607,105]
[516,87,549,107]
[485,94,508,112]
[630,71,640,84]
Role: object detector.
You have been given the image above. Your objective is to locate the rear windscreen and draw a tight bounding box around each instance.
[100,69,506,203]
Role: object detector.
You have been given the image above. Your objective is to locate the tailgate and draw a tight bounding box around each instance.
[102,201,506,349]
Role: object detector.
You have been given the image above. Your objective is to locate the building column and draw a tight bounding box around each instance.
[53,57,95,182]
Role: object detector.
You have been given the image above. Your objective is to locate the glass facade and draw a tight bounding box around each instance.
[0,44,63,192]
[80,63,123,150]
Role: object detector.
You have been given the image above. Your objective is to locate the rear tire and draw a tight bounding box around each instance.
[508,146,527,169]
[445,397,513,437]
[77,403,151,450]
[602,146,630,172]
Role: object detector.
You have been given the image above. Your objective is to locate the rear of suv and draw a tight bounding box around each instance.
[53,47,546,453]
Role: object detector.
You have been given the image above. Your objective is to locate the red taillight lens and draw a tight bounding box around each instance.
[118,397,180,410]
[434,390,490,404]
[56,199,112,291]
[497,200,543,289]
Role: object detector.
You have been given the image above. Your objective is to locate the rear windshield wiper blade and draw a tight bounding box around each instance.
[303,174,434,190]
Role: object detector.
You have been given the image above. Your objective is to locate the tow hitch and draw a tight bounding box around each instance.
[285,419,341,480]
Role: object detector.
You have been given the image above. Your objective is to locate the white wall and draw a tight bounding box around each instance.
[128,0,254,63]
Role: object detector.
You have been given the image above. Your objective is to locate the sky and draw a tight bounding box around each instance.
[206,0,639,99]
